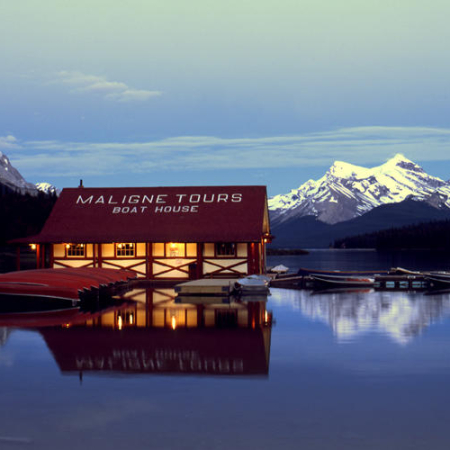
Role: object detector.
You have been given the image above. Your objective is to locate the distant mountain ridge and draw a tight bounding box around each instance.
[0,151,57,196]
[35,182,59,196]
[0,152,59,245]
[270,199,450,248]
[0,151,38,196]
[269,154,450,226]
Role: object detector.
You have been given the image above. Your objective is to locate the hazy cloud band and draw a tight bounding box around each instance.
[4,126,450,178]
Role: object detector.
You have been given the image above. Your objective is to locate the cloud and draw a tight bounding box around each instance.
[79,81,128,93]
[0,135,19,151]
[105,89,162,102]
[52,71,162,102]
[7,126,450,179]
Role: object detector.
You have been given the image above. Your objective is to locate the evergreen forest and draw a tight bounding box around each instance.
[334,220,450,250]
[0,191,57,244]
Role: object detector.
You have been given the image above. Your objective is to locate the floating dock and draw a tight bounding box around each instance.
[174,279,236,296]
[175,276,271,298]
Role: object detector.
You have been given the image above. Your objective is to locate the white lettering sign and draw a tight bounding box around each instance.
[76,192,243,214]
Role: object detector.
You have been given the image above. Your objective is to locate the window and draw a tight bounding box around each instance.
[66,243,85,257]
[215,243,236,257]
[116,243,135,257]
[165,242,186,257]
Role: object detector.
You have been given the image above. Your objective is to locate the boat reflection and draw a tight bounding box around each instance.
[39,287,273,377]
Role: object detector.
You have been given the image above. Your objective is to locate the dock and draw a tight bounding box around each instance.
[175,276,271,298]
[174,279,236,296]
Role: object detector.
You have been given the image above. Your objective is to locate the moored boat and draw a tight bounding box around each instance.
[0,267,137,310]
[234,275,271,295]
[269,264,289,275]
[0,283,81,311]
[311,274,375,289]
[425,272,450,289]
[298,267,388,277]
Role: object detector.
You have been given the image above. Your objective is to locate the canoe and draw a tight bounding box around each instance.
[425,272,450,288]
[0,268,137,311]
[298,267,389,277]
[311,274,375,288]
[0,284,81,312]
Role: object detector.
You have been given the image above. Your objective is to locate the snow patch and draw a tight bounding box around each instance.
[269,154,450,225]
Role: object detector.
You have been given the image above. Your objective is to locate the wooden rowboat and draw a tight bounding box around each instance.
[311,274,375,289]
[425,272,450,289]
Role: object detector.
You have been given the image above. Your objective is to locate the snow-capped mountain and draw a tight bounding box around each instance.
[1,151,58,196]
[36,182,59,195]
[0,151,38,196]
[269,154,450,225]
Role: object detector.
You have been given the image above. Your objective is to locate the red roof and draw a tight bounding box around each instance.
[17,186,269,243]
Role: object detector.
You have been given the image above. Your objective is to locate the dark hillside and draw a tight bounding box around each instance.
[334,220,450,250]
[270,200,450,248]
[0,190,57,244]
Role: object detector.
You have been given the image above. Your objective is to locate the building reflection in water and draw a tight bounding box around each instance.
[40,287,273,378]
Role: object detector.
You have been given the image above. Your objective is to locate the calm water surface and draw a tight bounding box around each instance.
[267,248,450,273]
[2,252,450,449]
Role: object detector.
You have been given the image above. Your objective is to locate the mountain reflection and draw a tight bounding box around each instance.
[39,287,272,377]
[271,288,450,345]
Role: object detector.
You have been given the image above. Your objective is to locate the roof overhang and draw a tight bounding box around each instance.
[11,186,271,244]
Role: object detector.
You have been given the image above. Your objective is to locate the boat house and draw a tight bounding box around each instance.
[16,185,272,279]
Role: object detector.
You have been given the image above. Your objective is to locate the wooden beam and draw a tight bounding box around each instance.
[147,243,153,279]
[36,244,41,269]
[196,243,203,279]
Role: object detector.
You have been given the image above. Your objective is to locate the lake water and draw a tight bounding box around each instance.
[267,248,450,273]
[2,251,450,449]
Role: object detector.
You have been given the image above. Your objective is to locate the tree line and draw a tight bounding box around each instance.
[0,191,57,244]
[333,220,450,250]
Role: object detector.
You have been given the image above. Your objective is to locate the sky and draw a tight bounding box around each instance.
[1,0,450,196]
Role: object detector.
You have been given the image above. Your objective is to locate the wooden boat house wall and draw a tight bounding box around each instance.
[17,186,272,279]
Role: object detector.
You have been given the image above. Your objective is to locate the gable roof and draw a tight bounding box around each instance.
[17,186,270,243]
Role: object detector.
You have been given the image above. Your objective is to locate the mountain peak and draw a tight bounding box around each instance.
[36,182,59,195]
[383,153,420,167]
[387,153,412,163]
[1,151,39,196]
[380,153,422,172]
[269,154,450,225]
[328,160,371,179]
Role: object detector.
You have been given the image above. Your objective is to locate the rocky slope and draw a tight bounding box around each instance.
[269,154,450,225]
[0,152,38,196]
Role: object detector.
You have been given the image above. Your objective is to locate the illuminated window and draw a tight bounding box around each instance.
[215,243,236,256]
[116,243,135,257]
[165,243,186,257]
[66,243,85,257]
